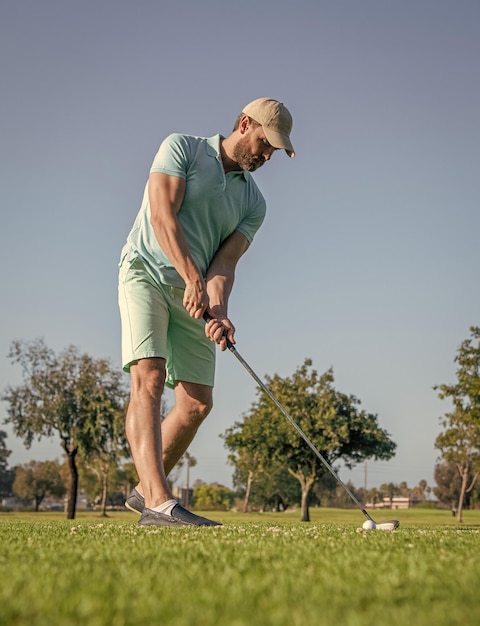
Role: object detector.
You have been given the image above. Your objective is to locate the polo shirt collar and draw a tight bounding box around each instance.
[207,134,248,180]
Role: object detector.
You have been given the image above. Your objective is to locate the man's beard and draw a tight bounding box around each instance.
[232,137,265,172]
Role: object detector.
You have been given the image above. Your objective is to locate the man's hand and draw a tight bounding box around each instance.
[183,279,209,319]
[204,315,235,351]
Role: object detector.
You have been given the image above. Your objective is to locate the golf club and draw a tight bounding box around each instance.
[205,315,399,531]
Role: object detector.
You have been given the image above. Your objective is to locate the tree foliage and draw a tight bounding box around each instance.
[192,482,235,511]
[230,449,300,512]
[72,459,132,512]
[223,360,397,521]
[227,444,300,512]
[0,430,14,498]
[2,339,130,519]
[13,460,65,511]
[433,461,474,509]
[434,327,480,522]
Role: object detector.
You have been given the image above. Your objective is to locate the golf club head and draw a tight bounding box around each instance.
[375,520,400,531]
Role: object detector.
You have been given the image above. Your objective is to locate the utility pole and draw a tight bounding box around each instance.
[184,452,197,509]
[185,460,190,508]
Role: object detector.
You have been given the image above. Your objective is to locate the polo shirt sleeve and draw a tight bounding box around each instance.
[149,133,190,179]
[235,182,267,244]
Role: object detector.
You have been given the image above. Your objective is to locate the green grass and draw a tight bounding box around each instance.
[1,509,479,626]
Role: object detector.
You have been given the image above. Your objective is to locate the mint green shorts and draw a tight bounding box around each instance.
[118,253,215,388]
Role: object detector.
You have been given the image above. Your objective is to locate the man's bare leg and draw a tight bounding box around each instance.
[125,357,173,509]
[136,380,213,491]
[127,371,220,526]
[162,381,213,475]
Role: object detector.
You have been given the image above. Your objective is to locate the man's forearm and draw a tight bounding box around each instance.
[152,212,203,285]
[205,231,250,319]
[205,266,235,319]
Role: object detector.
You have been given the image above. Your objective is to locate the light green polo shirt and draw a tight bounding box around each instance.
[124,133,266,288]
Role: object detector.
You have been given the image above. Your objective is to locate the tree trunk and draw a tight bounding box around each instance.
[243,470,254,513]
[301,486,310,522]
[456,464,469,523]
[100,471,108,518]
[66,448,78,520]
[289,467,315,522]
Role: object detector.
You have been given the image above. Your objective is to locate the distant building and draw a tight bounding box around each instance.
[366,496,418,510]
[63,490,90,511]
[173,486,193,508]
[1,497,18,510]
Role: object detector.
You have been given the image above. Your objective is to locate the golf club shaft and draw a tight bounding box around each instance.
[228,342,374,523]
[203,315,374,522]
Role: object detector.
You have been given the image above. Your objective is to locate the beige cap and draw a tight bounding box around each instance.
[242,97,295,158]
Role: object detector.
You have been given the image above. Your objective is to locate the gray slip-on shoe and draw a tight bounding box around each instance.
[138,504,222,527]
[125,487,144,514]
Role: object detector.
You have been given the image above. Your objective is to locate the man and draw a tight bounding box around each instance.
[118,98,295,527]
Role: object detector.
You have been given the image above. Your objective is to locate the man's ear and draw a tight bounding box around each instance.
[239,114,251,135]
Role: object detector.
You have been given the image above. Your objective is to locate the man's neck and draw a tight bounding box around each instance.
[220,136,242,173]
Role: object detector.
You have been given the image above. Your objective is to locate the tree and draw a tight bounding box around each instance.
[227,448,300,512]
[13,460,65,511]
[379,482,395,507]
[120,462,139,496]
[192,482,235,511]
[224,361,397,521]
[434,461,466,509]
[434,327,480,522]
[228,447,258,511]
[0,430,14,499]
[363,486,383,509]
[74,458,102,508]
[411,479,431,502]
[2,339,129,519]
[78,461,131,513]
[81,402,130,517]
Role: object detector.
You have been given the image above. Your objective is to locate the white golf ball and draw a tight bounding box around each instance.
[362,520,376,530]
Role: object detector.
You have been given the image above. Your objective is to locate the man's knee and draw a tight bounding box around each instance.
[196,395,213,420]
[175,383,213,426]
[184,395,213,427]
[130,358,166,397]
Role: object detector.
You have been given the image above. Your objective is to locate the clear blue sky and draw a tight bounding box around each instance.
[1,0,479,492]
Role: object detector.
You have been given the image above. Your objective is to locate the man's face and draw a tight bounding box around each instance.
[233,122,277,172]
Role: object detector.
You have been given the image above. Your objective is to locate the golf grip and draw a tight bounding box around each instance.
[202,312,235,349]
[203,312,374,523]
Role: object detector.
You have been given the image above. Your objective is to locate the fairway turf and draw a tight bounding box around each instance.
[1,510,479,626]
